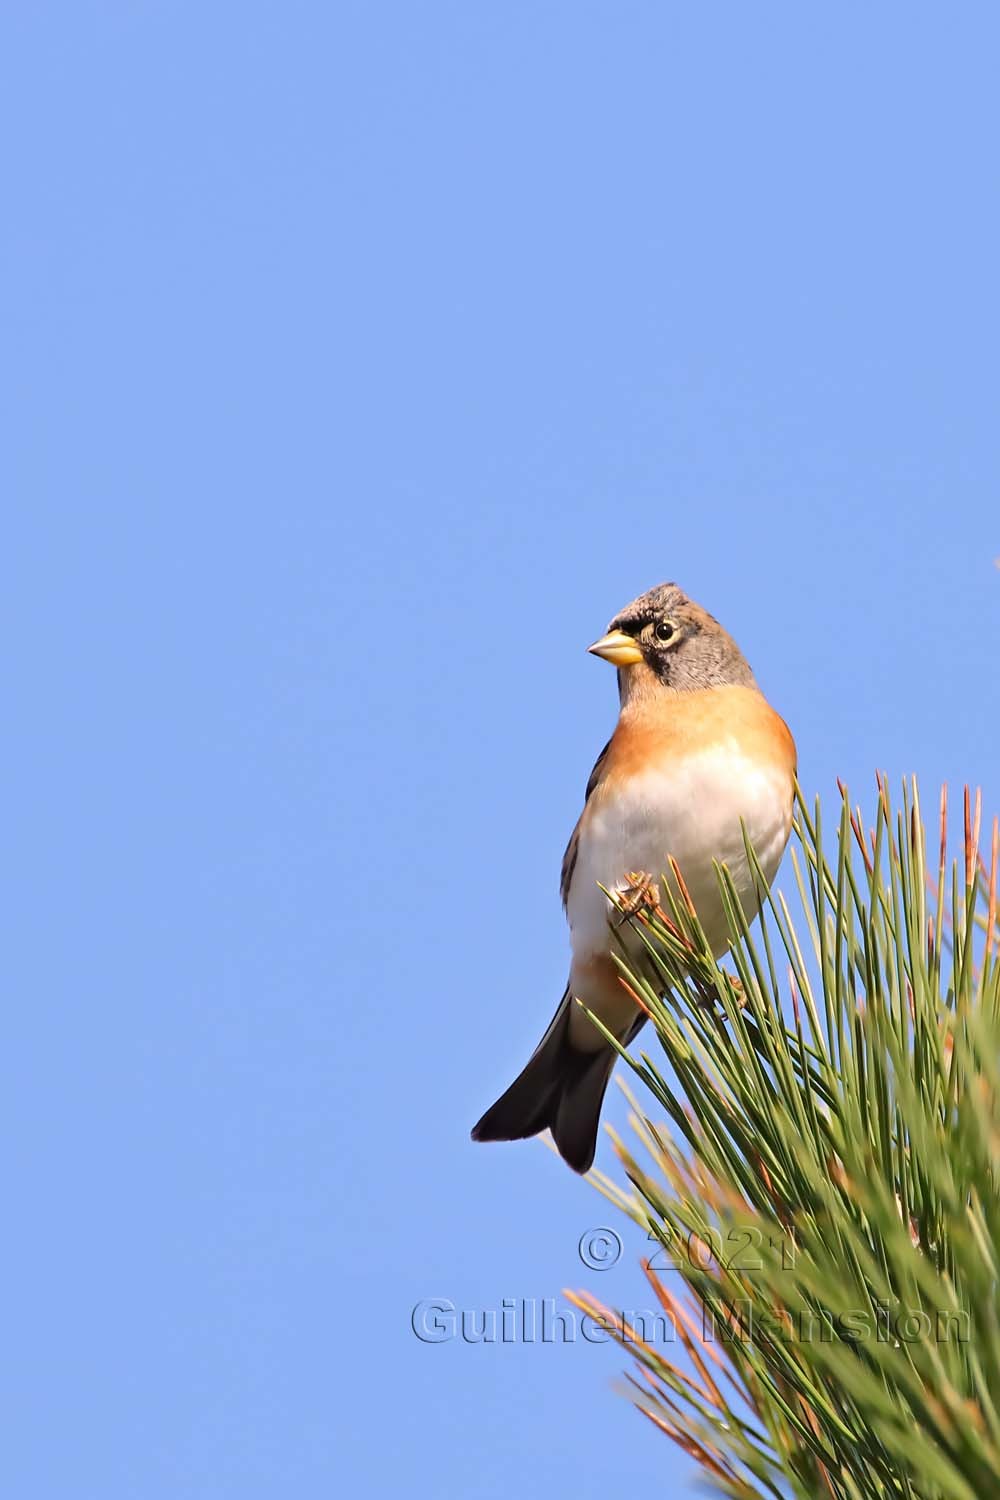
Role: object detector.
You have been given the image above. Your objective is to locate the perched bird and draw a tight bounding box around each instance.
[472,582,796,1173]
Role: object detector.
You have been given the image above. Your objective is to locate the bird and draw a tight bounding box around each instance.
[472,581,796,1173]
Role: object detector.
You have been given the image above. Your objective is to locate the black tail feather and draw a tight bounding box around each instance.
[471,990,626,1174]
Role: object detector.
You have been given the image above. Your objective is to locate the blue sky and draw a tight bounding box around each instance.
[4,4,999,1497]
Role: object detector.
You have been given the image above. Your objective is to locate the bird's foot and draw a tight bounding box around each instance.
[700,974,747,1009]
[612,872,662,927]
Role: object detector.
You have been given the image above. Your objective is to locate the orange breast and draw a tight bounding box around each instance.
[594,684,796,803]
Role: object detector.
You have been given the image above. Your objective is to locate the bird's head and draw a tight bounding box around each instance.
[588,582,755,703]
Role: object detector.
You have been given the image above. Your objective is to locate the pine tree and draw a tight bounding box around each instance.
[569,780,1000,1499]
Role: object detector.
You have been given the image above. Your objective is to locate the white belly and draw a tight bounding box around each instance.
[567,743,791,976]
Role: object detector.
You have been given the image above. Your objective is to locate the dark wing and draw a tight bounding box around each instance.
[560,737,612,909]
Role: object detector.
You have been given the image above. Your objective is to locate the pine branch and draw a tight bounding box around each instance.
[574,779,1000,1500]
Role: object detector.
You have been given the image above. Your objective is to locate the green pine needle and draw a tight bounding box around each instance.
[576,779,1000,1500]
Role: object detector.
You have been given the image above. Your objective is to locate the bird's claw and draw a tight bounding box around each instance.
[612,872,662,927]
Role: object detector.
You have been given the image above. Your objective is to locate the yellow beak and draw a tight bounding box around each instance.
[587,629,644,667]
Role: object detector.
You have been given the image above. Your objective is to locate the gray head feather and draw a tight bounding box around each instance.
[608,581,756,695]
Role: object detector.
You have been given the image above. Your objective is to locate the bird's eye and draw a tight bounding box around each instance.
[654,620,676,643]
